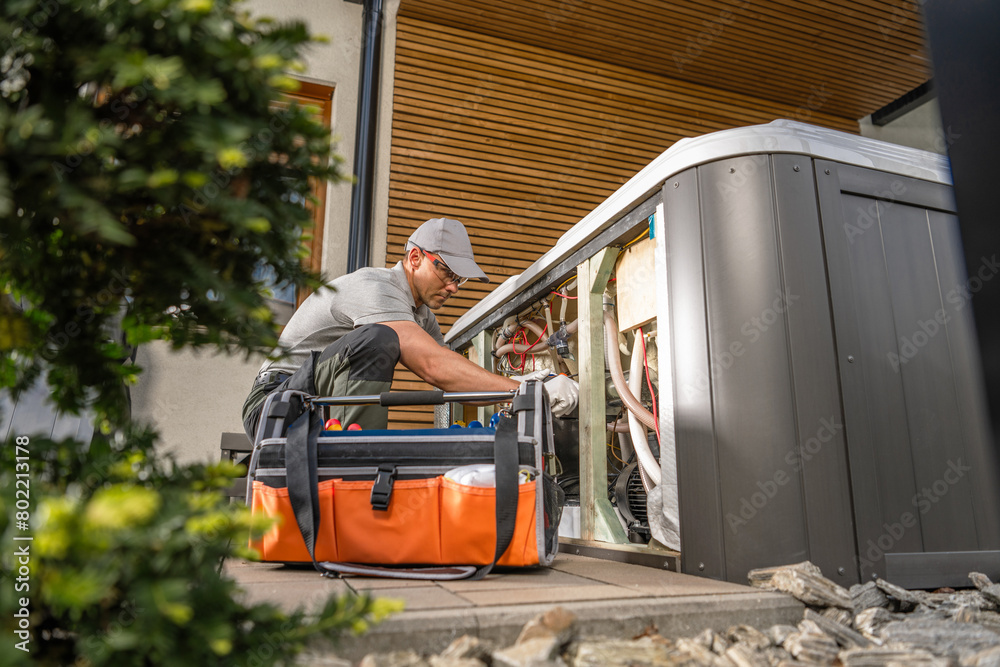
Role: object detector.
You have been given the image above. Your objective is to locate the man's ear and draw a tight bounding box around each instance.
[405,246,422,270]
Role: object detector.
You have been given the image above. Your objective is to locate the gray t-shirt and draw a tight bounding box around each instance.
[259,262,444,374]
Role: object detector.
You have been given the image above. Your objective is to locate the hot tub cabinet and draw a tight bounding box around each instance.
[447,120,1000,587]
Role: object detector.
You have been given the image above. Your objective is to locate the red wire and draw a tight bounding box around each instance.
[512,330,527,371]
[550,291,578,299]
[639,326,661,444]
[521,322,548,352]
[504,323,550,372]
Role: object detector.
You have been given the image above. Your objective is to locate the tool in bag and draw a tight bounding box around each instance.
[245,379,564,580]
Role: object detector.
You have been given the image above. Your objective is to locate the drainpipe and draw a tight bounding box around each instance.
[346,0,384,272]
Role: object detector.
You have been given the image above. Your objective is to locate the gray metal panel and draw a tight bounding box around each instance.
[885,551,1000,589]
[880,203,980,553]
[771,154,859,584]
[927,213,1000,548]
[818,159,1000,584]
[837,164,956,214]
[840,193,925,560]
[663,169,726,581]
[814,160,888,580]
[698,155,808,581]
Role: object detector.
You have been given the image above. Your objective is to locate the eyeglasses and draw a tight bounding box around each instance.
[416,246,468,287]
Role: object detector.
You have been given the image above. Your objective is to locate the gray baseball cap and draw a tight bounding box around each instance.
[406,217,489,283]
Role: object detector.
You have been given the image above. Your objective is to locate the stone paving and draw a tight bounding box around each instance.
[225,552,804,663]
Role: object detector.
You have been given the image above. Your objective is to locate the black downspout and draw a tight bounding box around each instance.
[346,0,384,272]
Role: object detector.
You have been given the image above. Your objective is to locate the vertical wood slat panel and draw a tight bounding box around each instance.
[386,17,860,428]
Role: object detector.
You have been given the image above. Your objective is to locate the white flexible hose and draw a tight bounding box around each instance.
[603,309,656,431]
[602,307,660,486]
[628,330,661,487]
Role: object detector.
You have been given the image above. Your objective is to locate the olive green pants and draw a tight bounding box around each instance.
[242,324,401,440]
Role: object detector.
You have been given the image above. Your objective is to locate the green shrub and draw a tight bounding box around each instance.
[0,428,402,667]
[0,0,400,663]
[1,0,339,423]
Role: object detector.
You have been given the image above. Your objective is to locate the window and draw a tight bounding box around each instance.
[263,80,334,320]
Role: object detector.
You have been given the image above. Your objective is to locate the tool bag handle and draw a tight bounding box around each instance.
[285,383,536,580]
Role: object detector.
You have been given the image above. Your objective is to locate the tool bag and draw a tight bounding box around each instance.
[245,380,564,580]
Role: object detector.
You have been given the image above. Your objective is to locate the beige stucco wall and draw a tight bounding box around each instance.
[136,0,401,463]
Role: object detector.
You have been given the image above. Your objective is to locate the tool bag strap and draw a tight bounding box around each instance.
[285,401,333,578]
[467,410,519,580]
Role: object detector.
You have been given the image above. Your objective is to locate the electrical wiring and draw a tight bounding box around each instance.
[550,291,577,299]
[499,321,549,374]
[622,226,650,250]
[553,275,576,294]
[639,326,662,445]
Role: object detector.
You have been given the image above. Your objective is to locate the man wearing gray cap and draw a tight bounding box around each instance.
[242,217,579,439]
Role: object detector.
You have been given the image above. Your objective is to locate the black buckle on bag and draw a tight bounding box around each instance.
[370,464,397,511]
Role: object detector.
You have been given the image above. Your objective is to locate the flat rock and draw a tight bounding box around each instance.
[726,625,772,651]
[971,573,1000,609]
[881,618,1000,660]
[723,643,770,667]
[516,607,578,647]
[674,638,735,667]
[493,636,564,667]
[851,582,890,613]
[572,638,679,667]
[439,636,493,663]
[783,621,839,664]
[360,651,431,667]
[955,608,1000,635]
[765,625,798,647]
[876,578,934,611]
[427,658,486,667]
[748,561,824,587]
[855,607,906,640]
[839,647,948,666]
[804,608,873,648]
[961,645,1000,667]
[763,568,853,610]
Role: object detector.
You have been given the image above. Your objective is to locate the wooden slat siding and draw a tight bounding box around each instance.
[398,1,930,121]
[385,16,868,428]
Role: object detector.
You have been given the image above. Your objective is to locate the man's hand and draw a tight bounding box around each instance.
[509,369,550,383]
[511,370,579,418]
[543,374,579,418]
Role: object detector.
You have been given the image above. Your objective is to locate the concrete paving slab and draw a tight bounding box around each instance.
[552,553,761,596]
[438,567,595,592]
[237,579,354,615]
[455,583,646,606]
[347,585,474,611]
[225,553,805,664]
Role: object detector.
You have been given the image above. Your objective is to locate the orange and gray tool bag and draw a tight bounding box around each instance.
[245,380,564,580]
